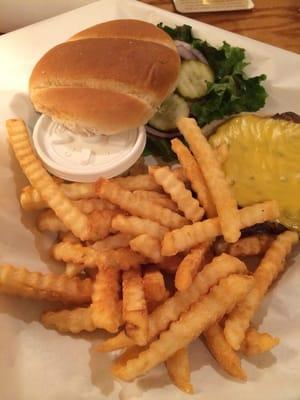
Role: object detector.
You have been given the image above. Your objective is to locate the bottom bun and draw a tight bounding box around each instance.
[30,87,154,135]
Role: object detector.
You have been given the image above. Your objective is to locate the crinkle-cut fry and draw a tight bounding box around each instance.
[171,138,217,218]
[175,242,211,292]
[59,231,81,244]
[97,330,134,352]
[177,117,240,242]
[0,264,92,304]
[20,185,47,210]
[214,234,275,257]
[172,166,186,182]
[123,267,148,345]
[20,184,98,211]
[203,322,246,380]
[96,179,188,229]
[112,274,254,381]
[214,143,229,165]
[149,165,204,223]
[6,119,101,241]
[162,201,280,256]
[38,208,116,238]
[98,254,247,352]
[143,267,167,303]
[240,327,280,356]
[37,209,69,233]
[112,214,168,240]
[113,345,147,374]
[224,230,298,350]
[133,190,178,212]
[112,174,162,192]
[92,233,132,251]
[91,267,122,333]
[165,347,193,394]
[156,254,185,274]
[65,263,85,277]
[53,242,147,270]
[41,307,96,333]
[130,234,162,263]
[74,198,117,213]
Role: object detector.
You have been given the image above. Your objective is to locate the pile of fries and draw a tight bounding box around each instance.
[1,117,298,394]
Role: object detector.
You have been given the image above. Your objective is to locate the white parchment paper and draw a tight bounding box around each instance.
[0,1,300,399]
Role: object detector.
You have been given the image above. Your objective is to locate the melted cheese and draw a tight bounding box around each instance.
[210,115,300,231]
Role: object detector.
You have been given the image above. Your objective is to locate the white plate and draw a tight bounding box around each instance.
[0,1,300,400]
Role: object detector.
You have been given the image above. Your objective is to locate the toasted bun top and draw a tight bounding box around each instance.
[29,19,180,135]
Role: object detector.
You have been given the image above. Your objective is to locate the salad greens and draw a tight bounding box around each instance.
[144,23,267,161]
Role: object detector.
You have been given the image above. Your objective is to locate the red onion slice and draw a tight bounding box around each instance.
[146,125,181,139]
[175,40,208,64]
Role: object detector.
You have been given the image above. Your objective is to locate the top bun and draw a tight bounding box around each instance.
[29,19,180,135]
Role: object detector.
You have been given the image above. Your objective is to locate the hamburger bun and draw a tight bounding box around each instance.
[29,19,180,135]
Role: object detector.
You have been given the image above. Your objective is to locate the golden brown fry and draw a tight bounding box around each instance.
[74,198,117,213]
[133,190,178,211]
[96,179,188,229]
[53,242,147,270]
[130,234,162,263]
[98,254,247,352]
[162,201,280,256]
[112,346,147,375]
[41,307,96,333]
[112,214,168,240]
[96,331,134,352]
[204,323,246,380]
[65,263,85,277]
[175,242,211,292]
[92,233,132,251]
[177,117,240,242]
[224,231,298,350]
[241,327,280,356]
[38,209,116,238]
[171,138,217,218]
[165,347,194,394]
[149,165,204,222]
[91,267,122,333]
[113,174,162,192]
[0,264,92,304]
[214,234,275,257]
[112,274,254,381]
[37,209,68,233]
[122,267,148,345]
[59,231,81,244]
[20,184,99,211]
[143,267,167,303]
[7,119,105,241]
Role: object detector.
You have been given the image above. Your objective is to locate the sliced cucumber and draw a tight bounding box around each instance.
[149,94,189,131]
[177,60,214,99]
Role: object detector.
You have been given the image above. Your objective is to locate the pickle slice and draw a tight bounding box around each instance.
[177,60,214,99]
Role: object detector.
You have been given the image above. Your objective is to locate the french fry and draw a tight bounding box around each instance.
[130,234,162,263]
[38,209,116,238]
[123,266,148,345]
[92,233,132,251]
[112,214,168,240]
[112,274,254,381]
[149,166,204,222]
[224,231,298,350]
[204,322,246,380]
[162,201,280,256]
[53,242,147,270]
[165,347,193,394]
[20,184,98,211]
[7,119,102,241]
[41,307,96,333]
[177,117,240,242]
[112,167,186,192]
[59,231,81,244]
[65,263,85,277]
[156,254,185,274]
[91,267,122,333]
[240,327,280,356]
[96,179,188,229]
[98,254,247,352]
[37,209,68,233]
[133,190,178,212]
[175,242,211,291]
[97,331,134,353]
[143,267,167,303]
[74,198,117,213]
[171,138,217,218]
[214,234,275,257]
[0,264,92,304]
